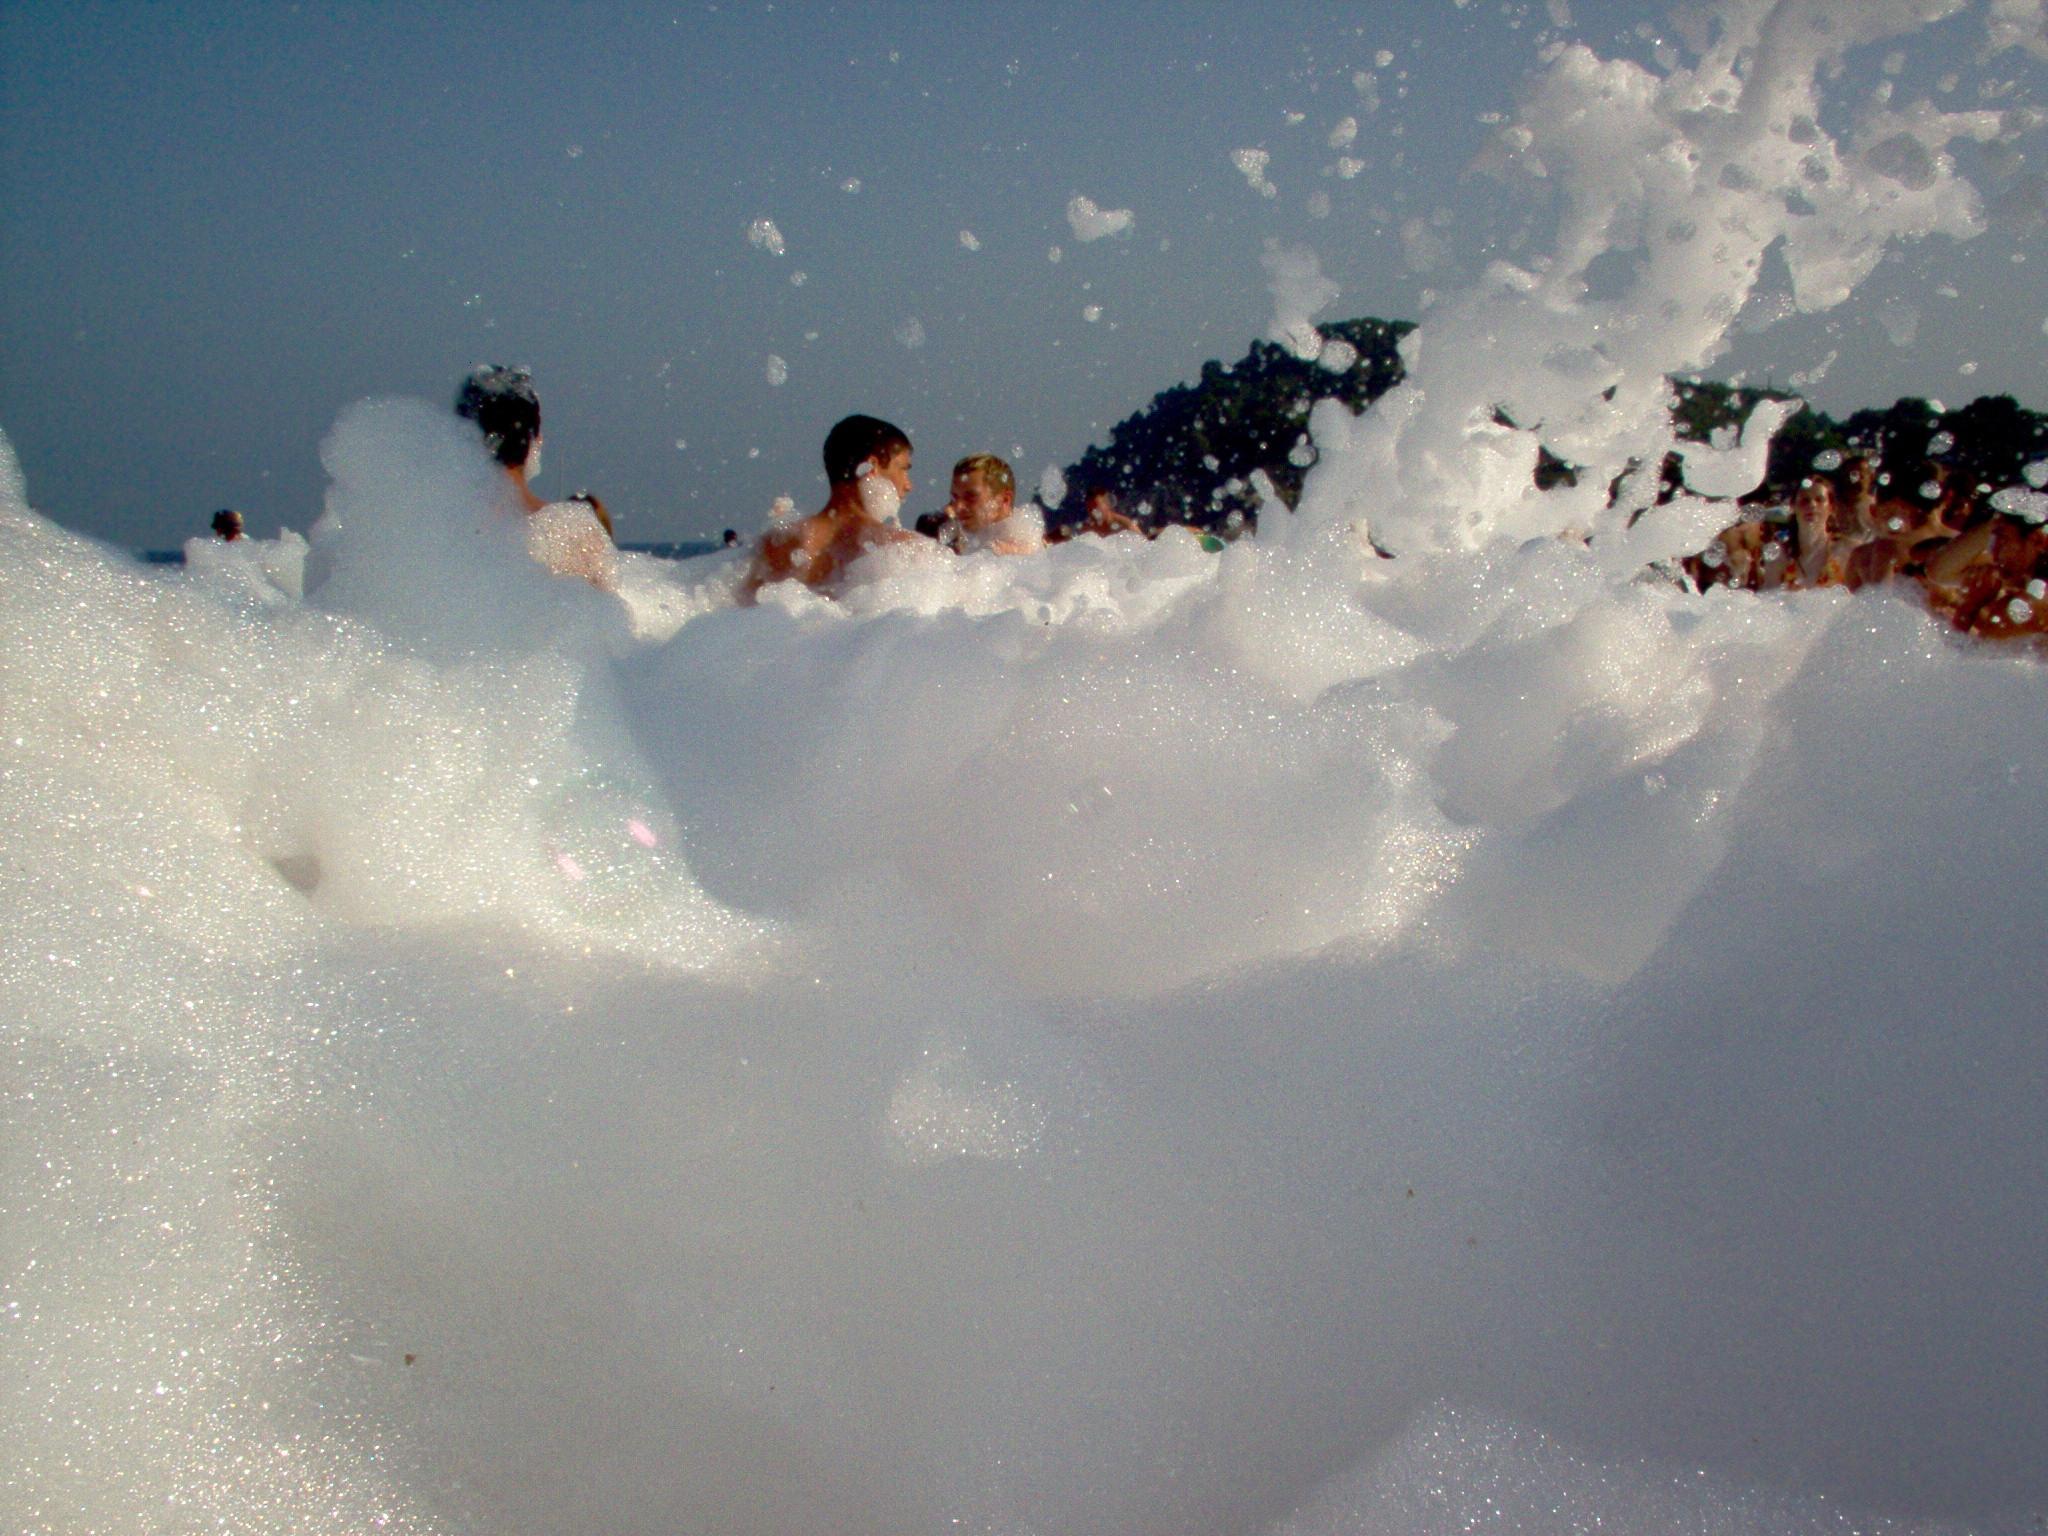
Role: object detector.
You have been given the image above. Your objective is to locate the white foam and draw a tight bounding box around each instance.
[1233,146,1279,197]
[1066,194,1135,242]
[1268,1402,2026,1536]
[1677,396,1804,498]
[4,5,2046,1531]
[1263,240,1341,361]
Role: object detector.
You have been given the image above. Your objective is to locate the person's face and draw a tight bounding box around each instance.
[1086,492,1113,523]
[875,446,913,500]
[950,471,1010,529]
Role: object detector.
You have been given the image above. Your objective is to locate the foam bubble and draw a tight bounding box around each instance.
[1232,146,1279,197]
[1066,194,1135,242]
[1263,240,1340,361]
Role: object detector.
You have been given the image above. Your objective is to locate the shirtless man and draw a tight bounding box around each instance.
[743,414,919,599]
[934,453,1043,555]
[1076,485,1143,539]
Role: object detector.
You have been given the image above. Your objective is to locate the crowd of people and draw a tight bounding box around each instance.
[446,368,2048,641]
[441,373,1161,602]
[193,366,2043,649]
[729,413,1219,600]
[738,416,1104,599]
[1681,455,2048,642]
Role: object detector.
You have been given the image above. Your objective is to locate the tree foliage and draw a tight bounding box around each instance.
[1051,319,1411,532]
[1054,328,2046,536]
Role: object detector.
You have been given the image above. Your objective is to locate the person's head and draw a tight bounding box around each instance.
[455,365,542,472]
[950,453,1015,529]
[822,414,912,497]
[1085,486,1118,521]
[211,508,244,540]
[723,527,740,547]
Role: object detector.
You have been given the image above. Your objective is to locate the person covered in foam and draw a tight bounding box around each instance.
[920,452,1045,556]
[1056,484,1143,542]
[742,413,922,600]
[455,364,618,592]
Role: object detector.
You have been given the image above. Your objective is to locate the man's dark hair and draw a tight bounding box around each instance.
[822,414,910,486]
[455,365,541,468]
[211,508,243,540]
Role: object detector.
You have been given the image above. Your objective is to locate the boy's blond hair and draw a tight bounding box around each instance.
[952,453,1016,501]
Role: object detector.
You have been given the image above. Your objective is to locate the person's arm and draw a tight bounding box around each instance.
[528,501,620,592]
[573,522,620,592]
[569,491,615,540]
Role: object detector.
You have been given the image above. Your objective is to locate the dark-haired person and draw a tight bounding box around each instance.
[455,365,616,590]
[742,414,920,600]
[210,508,244,541]
[1077,485,1142,539]
[456,364,546,513]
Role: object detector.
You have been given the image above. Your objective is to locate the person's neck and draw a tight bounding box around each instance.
[824,483,877,521]
[506,464,545,514]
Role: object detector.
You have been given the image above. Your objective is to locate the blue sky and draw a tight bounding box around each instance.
[2,0,2041,548]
